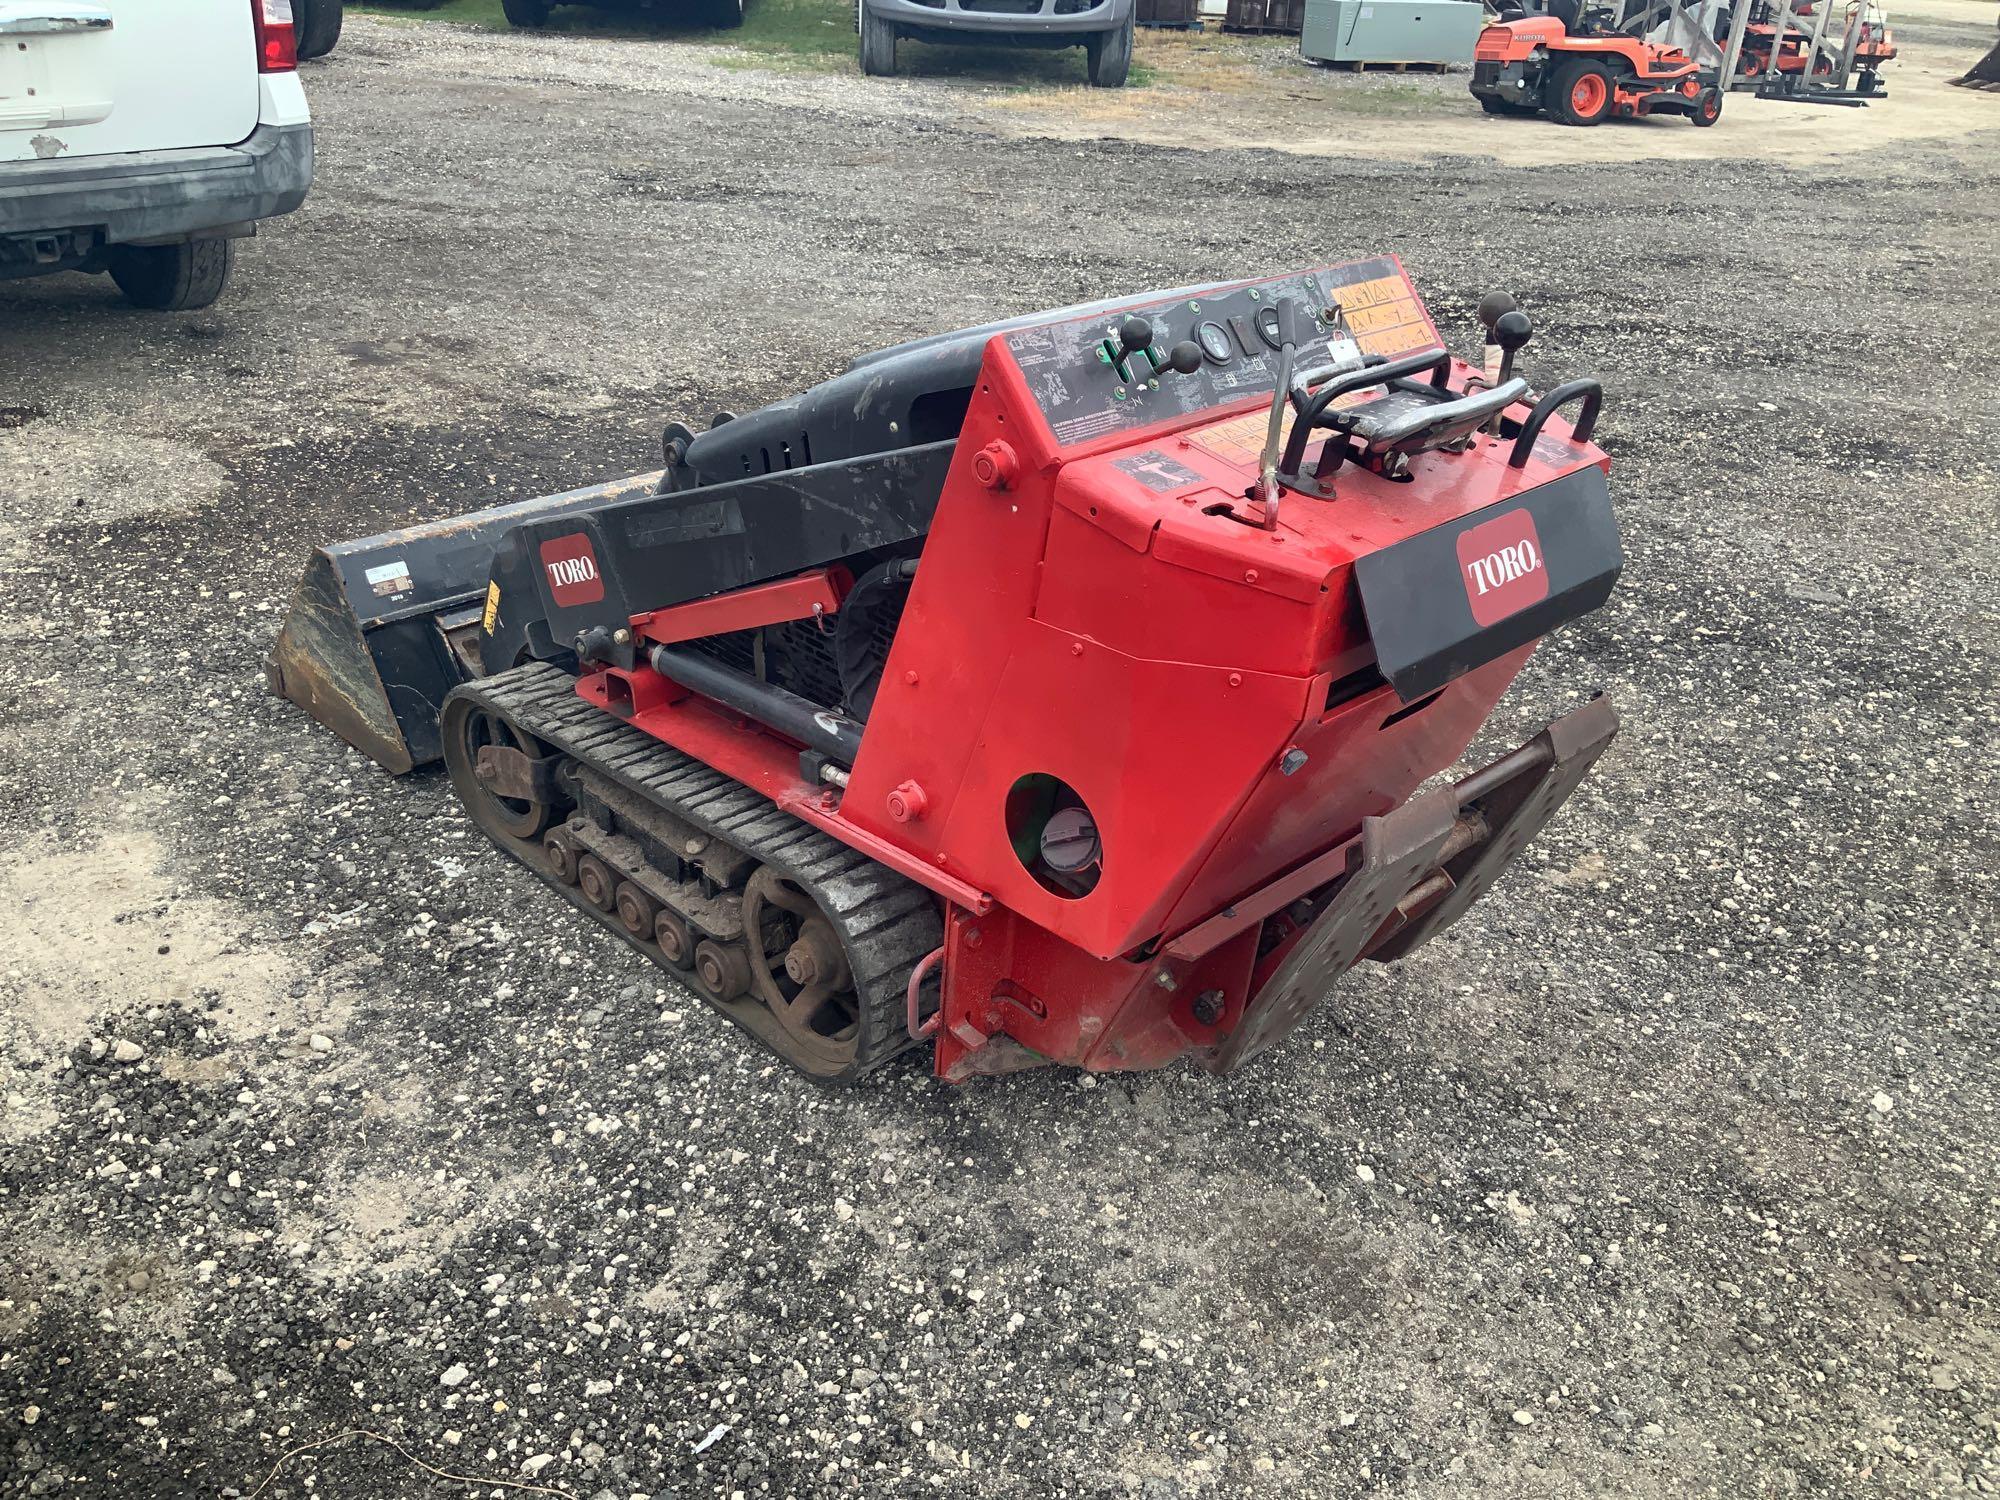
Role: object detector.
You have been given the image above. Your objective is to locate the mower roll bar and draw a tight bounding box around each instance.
[1507,379,1603,468]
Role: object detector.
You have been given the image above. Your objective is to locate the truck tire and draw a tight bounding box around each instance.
[107,240,235,312]
[294,0,343,60]
[501,0,552,24]
[859,0,897,76]
[1547,57,1615,124]
[1086,16,1134,87]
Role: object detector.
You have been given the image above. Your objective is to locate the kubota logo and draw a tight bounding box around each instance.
[540,533,605,608]
[1455,508,1548,627]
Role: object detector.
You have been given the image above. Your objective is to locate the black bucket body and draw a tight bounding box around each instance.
[267,472,662,773]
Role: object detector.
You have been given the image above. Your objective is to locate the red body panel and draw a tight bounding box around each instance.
[575,260,1613,1077]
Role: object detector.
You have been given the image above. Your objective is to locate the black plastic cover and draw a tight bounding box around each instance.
[1352,465,1622,702]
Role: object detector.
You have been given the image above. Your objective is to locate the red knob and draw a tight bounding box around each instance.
[887,780,928,823]
[972,440,1019,491]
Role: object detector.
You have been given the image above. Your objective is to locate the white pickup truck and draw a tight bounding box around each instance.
[0,1,314,309]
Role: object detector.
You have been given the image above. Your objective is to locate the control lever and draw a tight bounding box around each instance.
[1255,297,1310,530]
[1476,292,1517,385]
[1248,296,1312,532]
[1492,310,1532,384]
[1145,341,1203,381]
[1099,315,1160,382]
[1481,304,1532,433]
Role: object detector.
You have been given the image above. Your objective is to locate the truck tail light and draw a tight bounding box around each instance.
[251,0,298,72]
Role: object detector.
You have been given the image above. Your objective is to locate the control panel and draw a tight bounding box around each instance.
[1001,256,1443,451]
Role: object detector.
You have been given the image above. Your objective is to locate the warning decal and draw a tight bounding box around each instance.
[482,581,501,634]
[1322,257,1440,362]
[1112,451,1205,493]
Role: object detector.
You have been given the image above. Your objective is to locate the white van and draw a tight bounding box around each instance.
[0,1,313,309]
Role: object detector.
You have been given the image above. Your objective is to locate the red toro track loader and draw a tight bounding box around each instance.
[270,260,1624,1083]
[1472,0,1723,125]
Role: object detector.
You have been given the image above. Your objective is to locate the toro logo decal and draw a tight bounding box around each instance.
[539,532,605,609]
[1456,508,1548,627]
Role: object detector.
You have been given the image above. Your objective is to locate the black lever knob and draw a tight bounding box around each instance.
[1117,315,1155,355]
[1151,340,1203,378]
[1477,291,1519,332]
[1494,309,1533,353]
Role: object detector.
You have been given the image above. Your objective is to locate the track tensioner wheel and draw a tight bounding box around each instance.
[741,865,863,1073]
[444,698,566,842]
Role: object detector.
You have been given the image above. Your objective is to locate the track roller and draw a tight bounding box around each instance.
[694,939,754,1002]
[544,827,581,884]
[654,909,694,969]
[576,853,618,912]
[614,880,658,941]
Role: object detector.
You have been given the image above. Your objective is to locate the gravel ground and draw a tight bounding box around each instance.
[2,15,1998,1500]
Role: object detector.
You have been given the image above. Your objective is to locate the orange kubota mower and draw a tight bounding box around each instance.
[1472,0,1723,125]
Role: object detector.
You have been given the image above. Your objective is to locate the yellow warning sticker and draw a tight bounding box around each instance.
[482,581,501,634]
[1190,407,1299,472]
[1326,272,1439,360]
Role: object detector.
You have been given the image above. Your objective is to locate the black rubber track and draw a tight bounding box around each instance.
[445,663,943,1083]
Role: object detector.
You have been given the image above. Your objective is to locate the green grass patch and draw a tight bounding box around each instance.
[355,0,1145,86]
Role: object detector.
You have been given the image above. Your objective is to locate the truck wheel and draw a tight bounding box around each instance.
[858,0,897,76]
[1086,16,1134,87]
[1548,57,1615,125]
[107,240,234,312]
[1689,84,1722,124]
[293,0,343,60]
[501,0,552,24]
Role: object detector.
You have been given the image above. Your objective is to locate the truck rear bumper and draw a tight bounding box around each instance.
[869,0,1132,38]
[0,120,312,246]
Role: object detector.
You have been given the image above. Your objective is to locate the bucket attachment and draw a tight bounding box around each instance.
[1956,25,2000,88]
[266,472,662,773]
